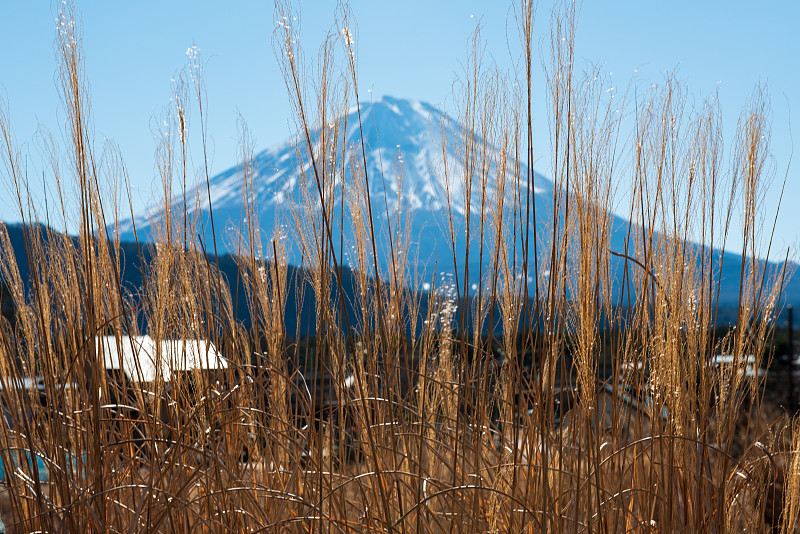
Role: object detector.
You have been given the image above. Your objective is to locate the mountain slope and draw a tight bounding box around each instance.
[116,95,796,306]
[118,95,572,288]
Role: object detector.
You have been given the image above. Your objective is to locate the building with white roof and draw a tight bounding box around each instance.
[97,335,227,383]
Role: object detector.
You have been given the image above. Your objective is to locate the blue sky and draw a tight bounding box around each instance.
[0,1,797,257]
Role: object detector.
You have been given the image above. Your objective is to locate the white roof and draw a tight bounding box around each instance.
[97,335,227,382]
[711,354,757,364]
[0,376,45,392]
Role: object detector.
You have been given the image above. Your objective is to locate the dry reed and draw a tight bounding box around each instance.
[0,1,796,532]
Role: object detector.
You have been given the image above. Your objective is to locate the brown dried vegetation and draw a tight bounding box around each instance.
[0,1,797,532]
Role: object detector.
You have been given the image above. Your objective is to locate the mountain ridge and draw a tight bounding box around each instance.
[117,95,559,288]
[113,95,797,307]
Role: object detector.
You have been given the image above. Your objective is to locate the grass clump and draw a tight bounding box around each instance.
[0,1,796,532]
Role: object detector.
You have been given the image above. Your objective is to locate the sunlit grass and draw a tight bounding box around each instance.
[0,1,796,532]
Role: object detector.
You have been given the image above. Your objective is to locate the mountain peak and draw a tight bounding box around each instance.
[116,95,550,280]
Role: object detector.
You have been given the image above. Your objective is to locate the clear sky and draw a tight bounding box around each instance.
[0,1,797,258]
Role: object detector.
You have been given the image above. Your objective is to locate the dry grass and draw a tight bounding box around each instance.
[0,0,797,532]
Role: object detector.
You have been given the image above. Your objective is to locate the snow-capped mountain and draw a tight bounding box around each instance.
[117,96,562,288]
[115,95,795,306]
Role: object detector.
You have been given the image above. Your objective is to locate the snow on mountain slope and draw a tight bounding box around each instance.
[115,95,785,305]
[117,95,562,287]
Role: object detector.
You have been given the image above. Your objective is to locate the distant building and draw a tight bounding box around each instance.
[710,354,764,378]
[96,335,227,383]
